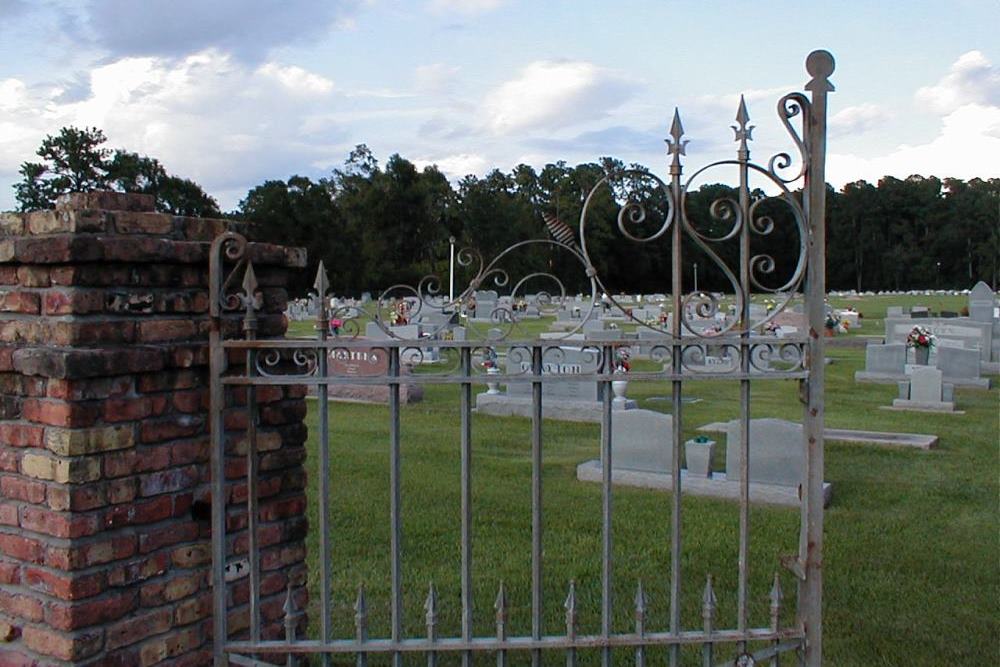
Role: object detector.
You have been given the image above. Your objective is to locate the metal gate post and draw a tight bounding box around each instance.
[801,49,834,667]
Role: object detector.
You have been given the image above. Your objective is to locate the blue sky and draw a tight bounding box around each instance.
[0,0,996,211]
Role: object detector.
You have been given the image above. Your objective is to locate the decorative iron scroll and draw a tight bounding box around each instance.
[245,84,811,345]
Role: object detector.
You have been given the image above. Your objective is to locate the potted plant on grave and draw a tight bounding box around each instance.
[906,325,936,365]
[482,347,501,394]
[612,346,631,404]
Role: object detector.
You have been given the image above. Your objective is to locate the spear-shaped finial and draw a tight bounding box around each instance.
[634,581,647,636]
[666,108,688,175]
[564,581,578,638]
[769,572,784,630]
[313,260,330,300]
[733,95,754,160]
[283,581,298,640]
[354,584,368,641]
[313,261,330,333]
[494,582,508,640]
[702,574,717,629]
[424,582,438,641]
[241,261,259,334]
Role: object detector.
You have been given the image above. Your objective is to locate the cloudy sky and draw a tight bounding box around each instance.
[0,0,996,211]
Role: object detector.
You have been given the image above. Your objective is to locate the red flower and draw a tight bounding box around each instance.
[918,335,927,345]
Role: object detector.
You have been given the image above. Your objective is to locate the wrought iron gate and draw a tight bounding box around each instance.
[210,51,834,666]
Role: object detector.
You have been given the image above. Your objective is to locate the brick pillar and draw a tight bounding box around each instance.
[0,192,307,665]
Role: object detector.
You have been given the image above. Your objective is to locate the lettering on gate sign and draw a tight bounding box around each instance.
[518,362,584,374]
[329,348,388,376]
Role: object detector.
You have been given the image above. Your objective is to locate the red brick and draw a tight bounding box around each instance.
[21,399,99,427]
[138,624,202,666]
[104,495,173,528]
[169,438,209,466]
[107,551,169,588]
[106,606,172,650]
[23,624,103,661]
[46,376,132,400]
[0,533,44,563]
[0,476,46,504]
[137,319,198,343]
[138,521,198,554]
[0,560,20,584]
[46,589,138,630]
[171,389,206,413]
[140,415,204,443]
[173,591,211,626]
[23,566,104,599]
[137,370,200,393]
[15,265,50,287]
[0,422,44,447]
[46,535,136,570]
[139,465,199,497]
[170,543,210,569]
[20,506,99,538]
[42,289,106,315]
[0,590,43,622]
[0,504,16,527]
[259,496,306,522]
[0,450,18,472]
[104,446,170,478]
[103,396,156,422]
[0,291,40,314]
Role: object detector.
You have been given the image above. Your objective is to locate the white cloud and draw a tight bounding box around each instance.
[481,60,638,135]
[427,0,507,14]
[828,104,1000,186]
[829,103,891,137]
[414,63,460,95]
[915,50,1000,115]
[257,63,334,95]
[0,50,348,209]
[414,153,488,179]
[827,51,1000,186]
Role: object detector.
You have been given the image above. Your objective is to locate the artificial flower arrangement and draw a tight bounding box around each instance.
[614,347,632,373]
[906,325,935,349]
[481,347,498,370]
[763,298,777,312]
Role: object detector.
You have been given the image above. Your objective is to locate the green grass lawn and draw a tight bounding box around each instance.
[286,295,997,665]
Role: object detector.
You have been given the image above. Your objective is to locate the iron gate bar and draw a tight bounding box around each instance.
[226,627,805,654]
[530,345,543,667]
[210,49,833,667]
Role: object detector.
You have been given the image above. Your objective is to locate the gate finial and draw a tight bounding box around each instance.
[564,580,577,638]
[494,581,508,639]
[805,50,835,92]
[424,582,438,641]
[733,95,754,159]
[666,108,687,175]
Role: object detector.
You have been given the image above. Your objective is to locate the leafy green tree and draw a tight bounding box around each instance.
[14,126,218,216]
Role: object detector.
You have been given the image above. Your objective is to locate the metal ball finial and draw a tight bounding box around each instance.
[806,50,835,78]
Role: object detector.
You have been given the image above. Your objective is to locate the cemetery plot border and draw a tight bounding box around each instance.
[209,50,835,667]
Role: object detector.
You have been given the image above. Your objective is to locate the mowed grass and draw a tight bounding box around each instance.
[287,296,998,665]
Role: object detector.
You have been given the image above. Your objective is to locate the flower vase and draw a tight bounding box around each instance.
[914,346,930,365]
[684,438,715,478]
[611,379,628,405]
[486,367,501,395]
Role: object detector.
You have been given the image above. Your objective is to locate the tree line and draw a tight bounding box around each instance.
[14,127,1000,296]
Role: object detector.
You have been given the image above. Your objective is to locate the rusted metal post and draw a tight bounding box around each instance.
[800,48,834,667]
